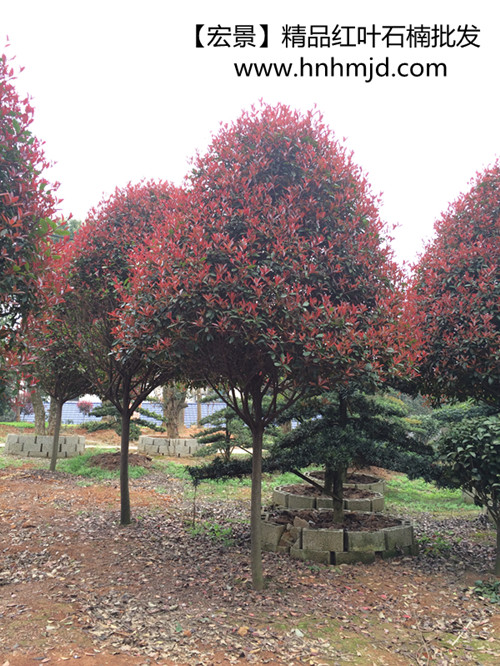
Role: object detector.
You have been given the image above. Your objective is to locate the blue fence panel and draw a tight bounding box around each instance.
[21,400,226,427]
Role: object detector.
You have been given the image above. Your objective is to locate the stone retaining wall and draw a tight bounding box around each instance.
[138,436,200,457]
[4,434,85,458]
[262,511,417,565]
[273,486,385,512]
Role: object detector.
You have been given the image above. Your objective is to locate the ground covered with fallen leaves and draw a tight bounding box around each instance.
[0,441,499,665]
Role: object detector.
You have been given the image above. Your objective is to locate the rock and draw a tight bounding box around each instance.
[293,516,309,529]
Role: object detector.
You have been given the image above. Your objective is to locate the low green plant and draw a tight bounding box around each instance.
[473,579,500,604]
[187,520,234,547]
[417,532,453,557]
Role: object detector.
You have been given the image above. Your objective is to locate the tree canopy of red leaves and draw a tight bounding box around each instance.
[410,162,500,407]
[0,46,59,363]
[53,180,181,522]
[119,103,417,589]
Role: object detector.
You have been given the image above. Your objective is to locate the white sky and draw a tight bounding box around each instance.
[2,0,499,267]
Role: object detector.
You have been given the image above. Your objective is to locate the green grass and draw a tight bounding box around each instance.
[0,421,35,428]
[385,474,480,516]
[0,453,28,470]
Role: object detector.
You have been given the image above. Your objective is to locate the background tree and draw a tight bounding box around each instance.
[56,180,181,523]
[409,161,500,407]
[0,46,59,379]
[119,103,418,589]
[161,382,187,438]
[409,162,500,576]
[438,414,500,576]
[15,297,92,470]
[195,392,253,462]
[269,389,439,522]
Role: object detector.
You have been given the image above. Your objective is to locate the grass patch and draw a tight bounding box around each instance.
[0,421,34,428]
[0,453,31,470]
[385,474,480,516]
[56,450,149,480]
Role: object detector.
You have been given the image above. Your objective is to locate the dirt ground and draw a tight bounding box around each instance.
[0,432,499,665]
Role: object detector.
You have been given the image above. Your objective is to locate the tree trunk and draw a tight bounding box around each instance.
[49,398,63,472]
[162,383,187,438]
[495,522,500,578]
[250,426,264,591]
[324,462,345,523]
[47,399,57,436]
[332,466,345,523]
[196,389,202,425]
[120,406,132,525]
[32,389,46,435]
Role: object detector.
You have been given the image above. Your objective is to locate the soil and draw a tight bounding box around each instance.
[309,470,383,485]
[0,443,499,665]
[279,484,377,500]
[89,453,153,470]
[266,509,401,531]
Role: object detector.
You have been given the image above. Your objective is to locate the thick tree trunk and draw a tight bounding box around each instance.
[32,389,46,435]
[250,426,264,591]
[162,383,187,438]
[47,399,57,436]
[49,398,63,472]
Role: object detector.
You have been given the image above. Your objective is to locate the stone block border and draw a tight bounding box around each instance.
[273,485,385,512]
[262,511,417,565]
[4,434,85,458]
[138,436,201,457]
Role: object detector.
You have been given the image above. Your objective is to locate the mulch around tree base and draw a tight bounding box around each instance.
[266,508,402,530]
[89,452,153,470]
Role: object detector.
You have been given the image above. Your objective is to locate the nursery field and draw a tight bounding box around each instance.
[0,428,499,666]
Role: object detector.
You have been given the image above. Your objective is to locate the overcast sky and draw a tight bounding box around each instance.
[2,0,498,267]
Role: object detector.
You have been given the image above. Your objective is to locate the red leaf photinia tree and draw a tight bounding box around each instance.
[0,46,59,371]
[119,103,418,589]
[410,161,500,407]
[54,180,183,524]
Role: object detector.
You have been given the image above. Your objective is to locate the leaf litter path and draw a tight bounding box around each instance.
[0,463,499,666]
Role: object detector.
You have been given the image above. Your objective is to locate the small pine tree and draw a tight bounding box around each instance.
[195,397,252,461]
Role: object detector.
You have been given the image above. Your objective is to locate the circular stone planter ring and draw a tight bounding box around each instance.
[273,484,385,512]
[262,509,418,565]
[308,470,386,495]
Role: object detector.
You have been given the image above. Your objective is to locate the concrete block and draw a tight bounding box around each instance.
[27,450,49,458]
[302,528,344,553]
[291,546,330,565]
[384,524,414,550]
[345,498,371,512]
[347,529,386,552]
[261,522,286,551]
[5,435,22,454]
[371,496,385,512]
[142,443,160,455]
[288,494,315,510]
[316,496,333,509]
[138,436,154,451]
[333,550,376,565]
[22,439,42,454]
[272,488,289,508]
